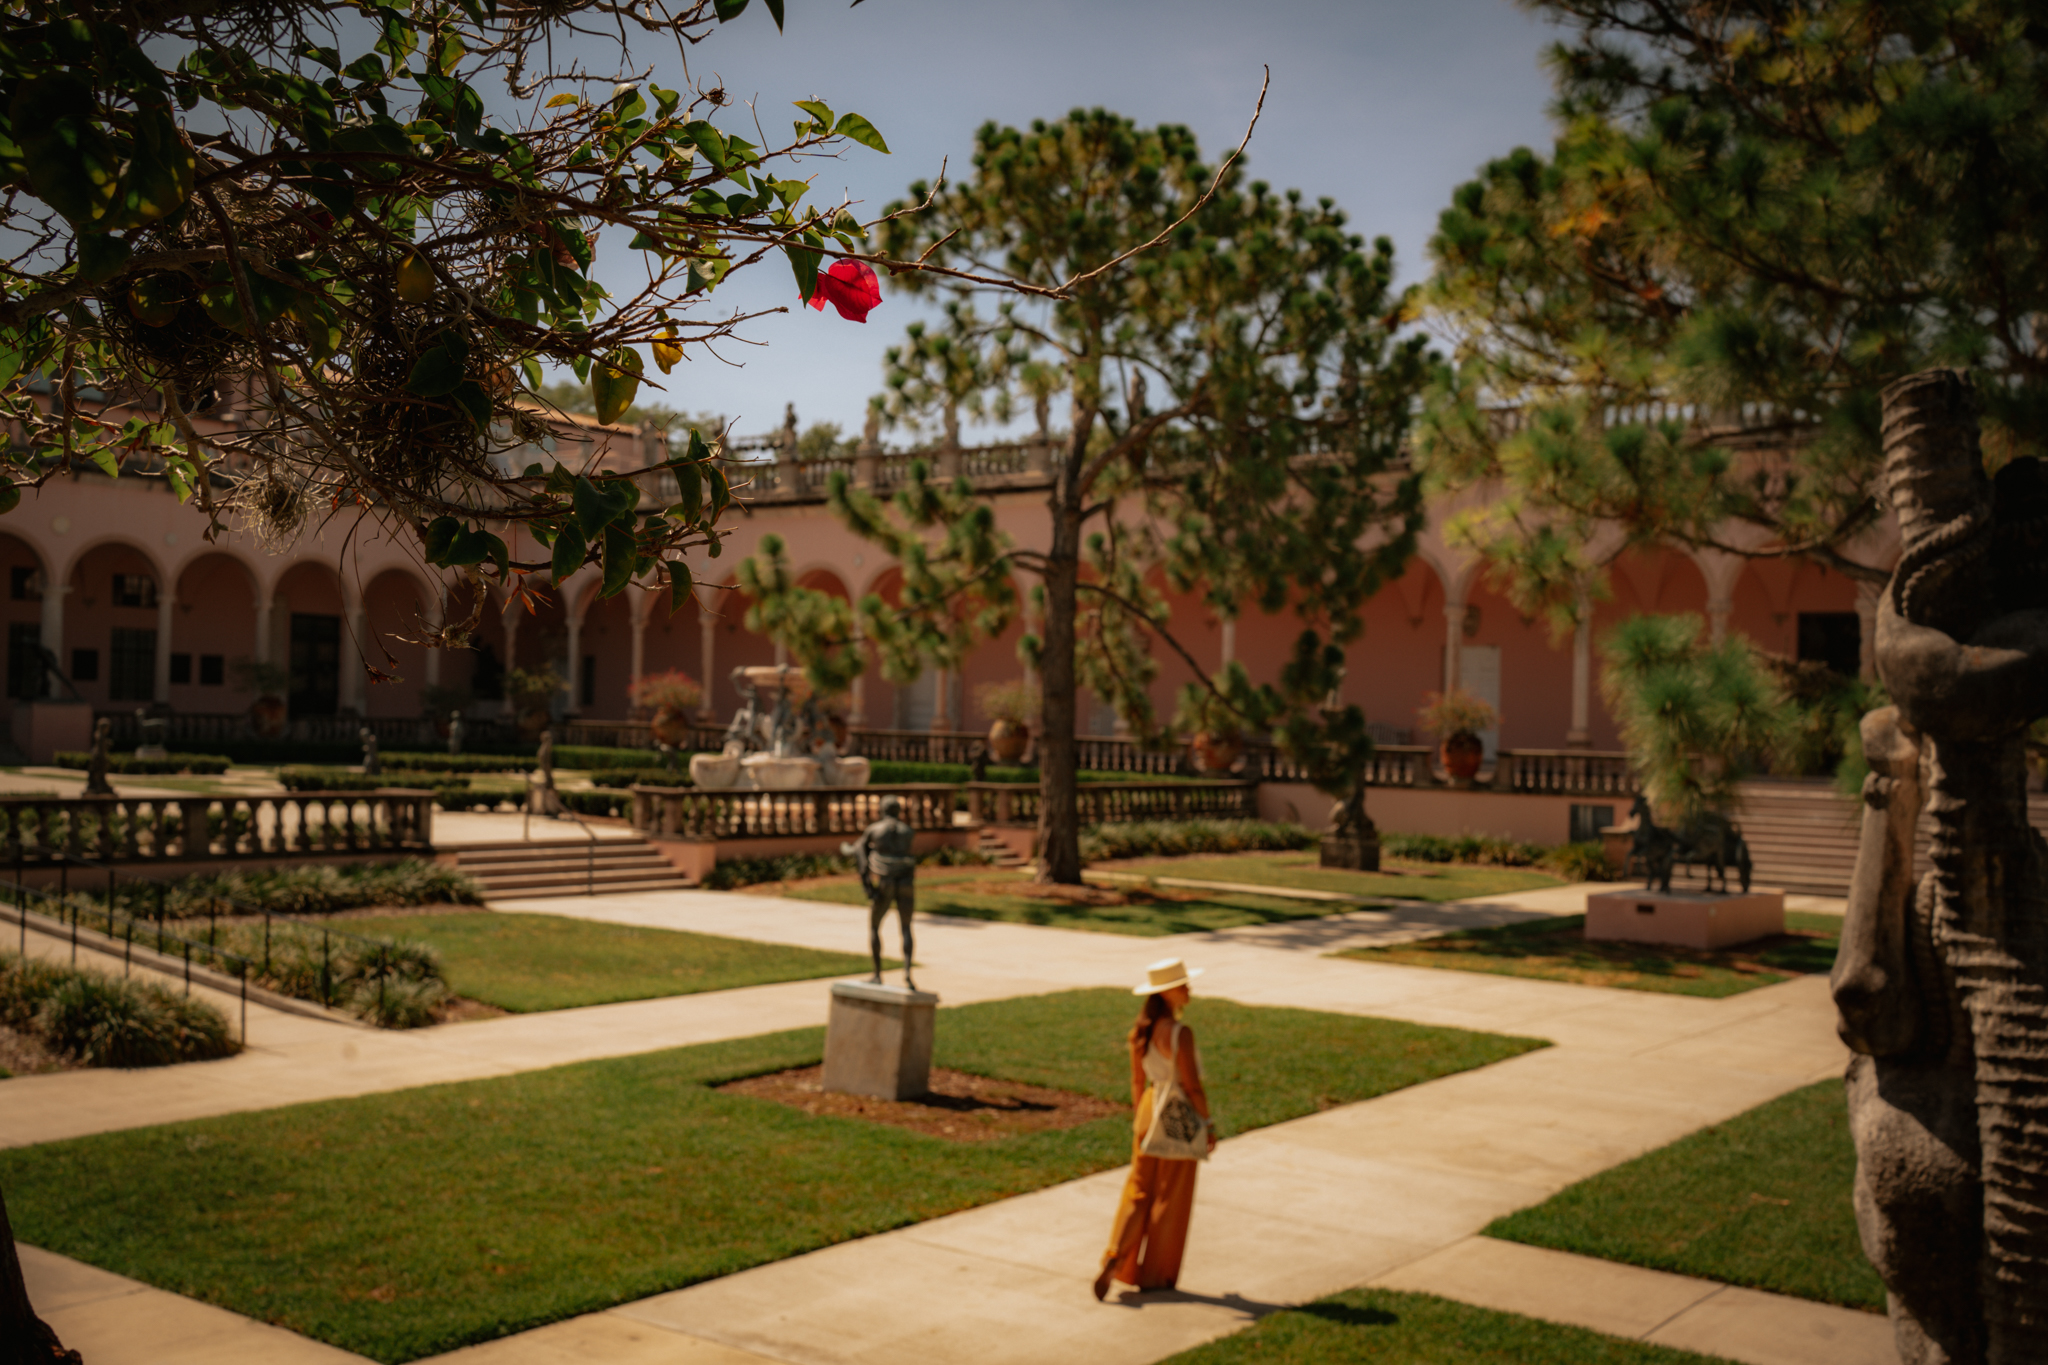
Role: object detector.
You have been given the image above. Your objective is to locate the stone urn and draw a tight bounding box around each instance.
[1190,731,1242,774]
[743,753,820,790]
[822,754,872,788]
[249,695,287,739]
[651,706,693,748]
[1441,730,1484,784]
[688,752,743,789]
[988,718,1029,764]
[515,706,550,741]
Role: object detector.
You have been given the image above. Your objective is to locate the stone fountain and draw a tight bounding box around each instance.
[688,665,871,790]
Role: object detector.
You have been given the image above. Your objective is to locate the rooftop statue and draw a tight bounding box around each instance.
[1834,368,2048,1364]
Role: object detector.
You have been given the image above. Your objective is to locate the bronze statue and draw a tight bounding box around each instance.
[360,725,381,776]
[446,708,465,755]
[83,717,113,796]
[1835,368,2048,1363]
[843,795,917,989]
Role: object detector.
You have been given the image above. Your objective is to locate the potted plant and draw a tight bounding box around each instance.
[1419,688,1496,784]
[423,683,475,739]
[233,659,291,738]
[629,670,702,747]
[505,666,562,741]
[1183,688,1245,774]
[975,679,1038,764]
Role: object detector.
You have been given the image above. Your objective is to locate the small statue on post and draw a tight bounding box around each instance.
[529,727,560,817]
[843,795,918,989]
[83,717,113,796]
[446,709,464,755]
[360,726,381,777]
[1320,771,1380,871]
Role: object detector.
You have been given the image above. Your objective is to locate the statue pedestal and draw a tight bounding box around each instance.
[823,980,938,1100]
[1320,830,1380,871]
[1585,887,1785,950]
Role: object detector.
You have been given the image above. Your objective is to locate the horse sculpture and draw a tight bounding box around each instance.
[1624,793,1753,894]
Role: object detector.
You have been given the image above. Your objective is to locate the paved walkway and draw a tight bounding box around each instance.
[10,880,1887,1364]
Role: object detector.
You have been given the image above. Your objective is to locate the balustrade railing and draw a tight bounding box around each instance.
[96,711,436,749]
[0,790,435,864]
[1492,749,1639,797]
[628,783,957,840]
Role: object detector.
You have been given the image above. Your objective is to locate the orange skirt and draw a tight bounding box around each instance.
[1102,1089,1199,1290]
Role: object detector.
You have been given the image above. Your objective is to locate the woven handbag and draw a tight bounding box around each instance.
[1138,1023,1211,1161]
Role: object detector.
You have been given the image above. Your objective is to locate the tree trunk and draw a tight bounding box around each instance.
[1035,425,1087,885]
[0,1190,79,1365]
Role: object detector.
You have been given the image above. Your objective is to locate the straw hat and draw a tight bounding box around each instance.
[1133,957,1204,995]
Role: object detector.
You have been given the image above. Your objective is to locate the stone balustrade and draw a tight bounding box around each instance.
[627,783,958,840]
[0,790,435,865]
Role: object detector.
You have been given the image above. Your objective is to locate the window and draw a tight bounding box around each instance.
[169,653,191,685]
[70,648,98,682]
[579,654,596,708]
[288,614,341,718]
[1569,805,1617,844]
[9,566,41,601]
[1796,612,1862,679]
[199,654,224,686]
[112,574,158,609]
[7,623,45,700]
[110,628,156,700]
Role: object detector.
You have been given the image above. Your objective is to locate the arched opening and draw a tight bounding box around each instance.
[0,531,49,720]
[1589,547,1711,750]
[638,586,705,716]
[576,585,638,718]
[1342,558,1445,747]
[273,561,347,718]
[1728,558,1862,672]
[361,569,429,719]
[171,552,258,713]
[62,540,167,709]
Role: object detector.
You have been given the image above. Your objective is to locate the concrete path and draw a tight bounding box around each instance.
[1375,1237,1893,1365]
[10,878,1882,1364]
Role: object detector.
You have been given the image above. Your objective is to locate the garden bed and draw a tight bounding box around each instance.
[1096,851,1566,903]
[1334,912,1841,998]
[716,1063,1122,1141]
[0,989,1544,1363]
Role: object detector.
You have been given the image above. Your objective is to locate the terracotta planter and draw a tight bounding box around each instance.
[515,707,550,741]
[1441,730,1484,782]
[651,706,693,748]
[825,714,851,749]
[988,718,1030,764]
[1190,731,1243,774]
[250,695,287,739]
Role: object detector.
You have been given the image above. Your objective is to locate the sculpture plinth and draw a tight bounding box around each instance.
[1584,887,1785,950]
[822,980,937,1101]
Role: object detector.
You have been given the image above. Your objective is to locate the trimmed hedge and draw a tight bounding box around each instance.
[1378,831,1616,881]
[278,768,470,793]
[0,952,239,1066]
[53,752,232,775]
[562,789,633,819]
[1079,819,1319,861]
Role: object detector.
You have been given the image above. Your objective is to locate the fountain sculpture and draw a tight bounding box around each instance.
[688,665,871,790]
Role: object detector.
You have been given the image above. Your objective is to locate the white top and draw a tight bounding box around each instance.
[1143,1021,1185,1089]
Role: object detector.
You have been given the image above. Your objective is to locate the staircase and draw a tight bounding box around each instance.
[1732,781,2048,897]
[451,836,694,899]
[975,827,1028,869]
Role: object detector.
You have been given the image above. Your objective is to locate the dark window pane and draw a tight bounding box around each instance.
[579,654,596,707]
[1796,612,1862,678]
[199,654,224,686]
[169,653,191,685]
[112,574,158,609]
[7,623,45,700]
[71,648,98,683]
[110,628,156,700]
[9,566,40,601]
[289,614,341,718]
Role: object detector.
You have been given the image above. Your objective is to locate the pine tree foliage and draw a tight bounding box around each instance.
[747,108,1435,879]
[1420,0,2048,623]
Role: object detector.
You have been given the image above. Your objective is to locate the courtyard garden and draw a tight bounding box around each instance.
[0,990,1544,1362]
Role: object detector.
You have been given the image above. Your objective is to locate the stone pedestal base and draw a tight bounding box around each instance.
[1320,831,1380,871]
[822,980,938,1100]
[1585,887,1786,950]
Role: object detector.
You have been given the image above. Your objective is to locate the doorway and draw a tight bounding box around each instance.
[289,614,341,717]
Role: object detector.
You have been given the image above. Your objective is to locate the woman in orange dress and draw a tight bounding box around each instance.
[1095,957,1216,1300]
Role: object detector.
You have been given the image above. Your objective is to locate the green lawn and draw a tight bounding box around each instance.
[784,868,1387,936]
[340,911,873,1012]
[1486,1080,1881,1311]
[1102,851,1564,902]
[1161,1287,1725,1364]
[1334,912,1842,998]
[0,990,1543,1363]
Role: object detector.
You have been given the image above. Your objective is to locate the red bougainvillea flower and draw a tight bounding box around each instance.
[810,258,882,323]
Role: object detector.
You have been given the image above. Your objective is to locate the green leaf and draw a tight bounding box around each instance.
[591,347,642,425]
[449,379,491,430]
[520,357,543,392]
[344,53,385,83]
[423,516,461,563]
[669,461,702,524]
[833,113,890,155]
[786,234,822,302]
[794,100,834,128]
[551,523,587,583]
[667,559,694,613]
[15,75,121,226]
[404,342,466,397]
[443,526,492,567]
[482,532,510,578]
[712,0,748,18]
[0,481,20,516]
[77,235,131,285]
[600,525,636,597]
[546,463,577,497]
[572,475,623,539]
[85,442,120,478]
[762,0,784,30]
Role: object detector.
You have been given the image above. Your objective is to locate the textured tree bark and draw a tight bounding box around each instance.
[1841,368,2048,1363]
[0,1190,80,1365]
[1035,426,1085,886]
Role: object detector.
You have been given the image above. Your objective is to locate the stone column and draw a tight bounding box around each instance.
[1443,600,1466,694]
[344,606,368,713]
[628,604,646,699]
[1707,594,1734,645]
[848,617,866,725]
[153,593,175,703]
[1220,617,1236,670]
[1567,593,1592,749]
[422,586,442,687]
[697,609,716,720]
[39,579,67,662]
[563,613,583,716]
[931,667,951,732]
[253,596,272,664]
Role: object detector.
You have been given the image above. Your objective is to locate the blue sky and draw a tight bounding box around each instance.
[596,0,1566,441]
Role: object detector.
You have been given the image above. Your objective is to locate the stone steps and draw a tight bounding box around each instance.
[451,837,692,898]
[1725,782,2048,897]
